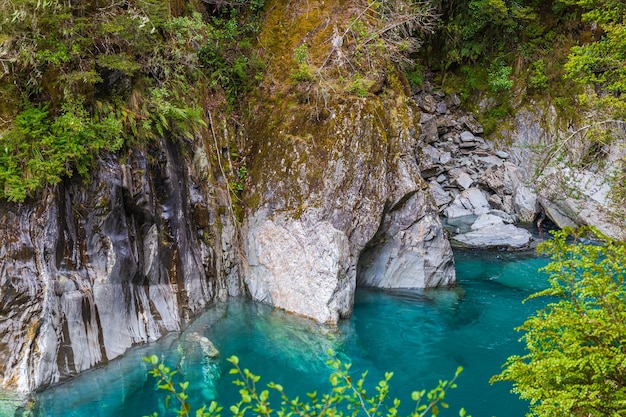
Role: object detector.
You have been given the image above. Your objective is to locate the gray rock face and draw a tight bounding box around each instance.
[501,105,626,239]
[244,94,456,323]
[0,139,235,393]
[537,167,626,240]
[357,190,455,288]
[245,212,351,323]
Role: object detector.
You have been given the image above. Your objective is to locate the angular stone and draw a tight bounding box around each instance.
[447,93,462,108]
[462,115,484,134]
[436,100,448,114]
[460,187,490,214]
[495,150,510,159]
[452,223,533,249]
[455,172,474,190]
[429,180,453,207]
[418,94,437,113]
[474,155,504,169]
[470,213,505,230]
[460,131,475,142]
[459,141,477,148]
[488,209,515,224]
[513,185,538,222]
[488,193,504,210]
[420,112,434,123]
[445,200,474,219]
[421,118,438,143]
[420,145,442,166]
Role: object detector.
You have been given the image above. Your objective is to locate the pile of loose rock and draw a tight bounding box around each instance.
[414,84,537,249]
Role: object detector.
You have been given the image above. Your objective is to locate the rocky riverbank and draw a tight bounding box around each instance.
[414,83,536,249]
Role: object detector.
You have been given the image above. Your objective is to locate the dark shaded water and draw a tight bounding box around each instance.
[2,250,550,417]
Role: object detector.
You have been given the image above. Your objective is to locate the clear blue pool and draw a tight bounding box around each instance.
[9,249,550,417]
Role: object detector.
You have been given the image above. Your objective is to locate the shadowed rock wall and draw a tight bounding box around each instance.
[0,138,237,392]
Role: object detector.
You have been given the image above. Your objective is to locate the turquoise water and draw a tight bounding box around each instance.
[7,250,550,417]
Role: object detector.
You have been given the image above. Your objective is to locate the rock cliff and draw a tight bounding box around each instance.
[242,0,455,323]
[0,138,238,392]
[243,94,455,323]
[3,0,625,397]
[0,0,458,391]
[502,105,626,240]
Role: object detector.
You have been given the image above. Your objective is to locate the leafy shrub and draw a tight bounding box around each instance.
[492,227,626,417]
[0,0,265,201]
[487,64,513,92]
[143,353,471,417]
[347,76,375,98]
[0,103,122,201]
[528,59,548,90]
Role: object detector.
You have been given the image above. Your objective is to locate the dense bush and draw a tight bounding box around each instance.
[0,0,264,201]
[492,227,626,417]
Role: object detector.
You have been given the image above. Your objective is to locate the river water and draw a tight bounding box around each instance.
[4,249,550,417]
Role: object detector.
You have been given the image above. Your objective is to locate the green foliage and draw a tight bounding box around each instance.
[196,11,266,103]
[559,0,626,116]
[230,166,248,193]
[492,227,626,417]
[0,0,265,201]
[528,59,548,90]
[405,65,424,90]
[429,0,543,68]
[144,352,470,417]
[487,64,514,92]
[293,45,309,65]
[144,355,222,417]
[347,76,375,98]
[0,102,122,201]
[289,44,315,82]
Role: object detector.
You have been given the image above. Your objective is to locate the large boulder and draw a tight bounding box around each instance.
[452,214,533,249]
[246,212,351,323]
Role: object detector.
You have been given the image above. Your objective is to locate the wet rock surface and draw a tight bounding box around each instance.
[0,138,236,393]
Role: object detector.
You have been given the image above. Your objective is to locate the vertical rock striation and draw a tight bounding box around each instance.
[0,138,236,392]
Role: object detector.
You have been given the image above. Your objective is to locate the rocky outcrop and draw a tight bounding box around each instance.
[240,0,456,323]
[423,91,626,242]
[0,138,236,393]
[413,86,535,249]
[357,187,454,288]
[501,107,626,241]
[244,93,455,323]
